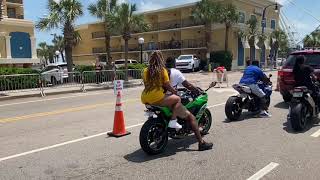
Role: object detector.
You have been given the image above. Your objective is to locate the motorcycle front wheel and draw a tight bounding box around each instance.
[225,96,243,121]
[290,103,307,131]
[139,118,168,155]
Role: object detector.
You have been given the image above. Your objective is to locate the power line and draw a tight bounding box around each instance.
[287,0,320,23]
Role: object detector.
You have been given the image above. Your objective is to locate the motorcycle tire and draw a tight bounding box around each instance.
[290,103,307,131]
[225,96,242,121]
[199,109,212,135]
[139,118,168,155]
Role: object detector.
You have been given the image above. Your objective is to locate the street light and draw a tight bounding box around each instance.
[138,37,144,64]
[55,50,60,63]
[261,3,278,64]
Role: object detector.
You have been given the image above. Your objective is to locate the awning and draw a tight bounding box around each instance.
[241,37,250,49]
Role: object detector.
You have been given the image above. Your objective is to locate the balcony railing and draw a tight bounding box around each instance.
[91,18,205,39]
[93,39,206,54]
[7,0,23,4]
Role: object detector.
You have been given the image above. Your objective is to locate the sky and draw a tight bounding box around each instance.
[23,0,320,46]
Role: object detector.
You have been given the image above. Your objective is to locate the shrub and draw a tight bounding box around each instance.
[74,65,95,72]
[210,51,233,71]
[0,67,40,91]
[118,63,147,70]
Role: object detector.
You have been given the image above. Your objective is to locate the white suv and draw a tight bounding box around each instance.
[41,63,69,85]
[175,55,200,72]
[114,59,138,68]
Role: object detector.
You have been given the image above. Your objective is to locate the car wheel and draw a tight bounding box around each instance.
[282,93,292,102]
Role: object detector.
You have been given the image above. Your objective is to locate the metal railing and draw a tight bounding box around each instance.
[0,69,143,97]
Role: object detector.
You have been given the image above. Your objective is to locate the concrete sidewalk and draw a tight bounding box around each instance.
[0,79,143,101]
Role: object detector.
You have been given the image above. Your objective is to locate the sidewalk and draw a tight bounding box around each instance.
[0,79,143,101]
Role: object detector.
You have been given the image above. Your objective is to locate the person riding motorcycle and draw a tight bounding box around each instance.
[165,57,213,151]
[239,60,272,118]
[293,55,319,105]
[141,51,184,129]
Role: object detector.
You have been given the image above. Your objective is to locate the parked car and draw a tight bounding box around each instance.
[175,55,200,72]
[41,63,70,85]
[114,59,138,68]
[278,50,320,102]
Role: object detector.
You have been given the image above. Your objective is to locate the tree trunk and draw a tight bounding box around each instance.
[250,46,255,62]
[205,23,212,52]
[105,23,111,65]
[64,22,74,74]
[225,24,230,52]
[124,38,129,81]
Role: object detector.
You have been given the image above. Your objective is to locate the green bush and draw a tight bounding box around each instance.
[0,67,39,75]
[0,67,40,91]
[118,63,147,70]
[74,65,95,73]
[210,51,233,71]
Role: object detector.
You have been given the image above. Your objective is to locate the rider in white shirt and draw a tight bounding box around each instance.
[165,57,213,151]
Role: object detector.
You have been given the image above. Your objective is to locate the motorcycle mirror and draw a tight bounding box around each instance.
[269,74,272,78]
[209,82,217,88]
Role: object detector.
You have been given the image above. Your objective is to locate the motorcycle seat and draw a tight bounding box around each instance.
[145,104,164,111]
[233,84,252,94]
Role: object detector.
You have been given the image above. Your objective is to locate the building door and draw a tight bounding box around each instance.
[237,37,244,66]
[10,32,32,58]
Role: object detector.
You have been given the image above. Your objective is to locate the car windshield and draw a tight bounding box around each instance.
[115,60,125,64]
[177,56,192,60]
[284,53,320,67]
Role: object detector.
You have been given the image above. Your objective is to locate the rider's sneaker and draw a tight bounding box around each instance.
[168,119,182,129]
[259,110,272,118]
[198,141,213,151]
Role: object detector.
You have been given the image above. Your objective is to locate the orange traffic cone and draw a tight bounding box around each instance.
[108,91,131,137]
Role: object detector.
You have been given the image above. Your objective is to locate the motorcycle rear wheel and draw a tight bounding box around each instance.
[199,109,212,135]
[139,118,168,155]
[290,103,307,131]
[225,96,242,121]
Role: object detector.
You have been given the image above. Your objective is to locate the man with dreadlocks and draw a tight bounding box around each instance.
[141,51,213,151]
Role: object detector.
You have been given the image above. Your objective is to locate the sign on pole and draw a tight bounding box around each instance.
[114,80,124,94]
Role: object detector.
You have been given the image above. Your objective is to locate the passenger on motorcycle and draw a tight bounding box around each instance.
[293,55,319,105]
[141,51,185,129]
[239,60,272,118]
[165,57,213,151]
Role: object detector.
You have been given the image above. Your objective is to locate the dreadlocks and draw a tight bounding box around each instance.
[144,51,166,93]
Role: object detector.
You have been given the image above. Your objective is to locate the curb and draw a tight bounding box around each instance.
[0,83,142,101]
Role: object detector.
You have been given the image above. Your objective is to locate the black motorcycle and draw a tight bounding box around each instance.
[289,83,320,131]
[225,74,272,121]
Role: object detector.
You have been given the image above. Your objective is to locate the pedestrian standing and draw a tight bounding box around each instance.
[95,57,103,84]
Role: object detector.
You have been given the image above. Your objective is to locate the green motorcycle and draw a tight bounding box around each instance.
[139,82,215,155]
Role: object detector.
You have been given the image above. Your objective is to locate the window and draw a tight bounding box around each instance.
[250,15,257,21]
[7,8,16,18]
[239,12,245,23]
[271,19,276,30]
[284,53,320,67]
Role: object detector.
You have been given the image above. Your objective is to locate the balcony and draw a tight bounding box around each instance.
[91,18,205,39]
[6,0,23,4]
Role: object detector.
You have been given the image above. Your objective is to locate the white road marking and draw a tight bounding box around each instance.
[311,129,320,137]
[247,162,279,180]
[0,102,226,163]
[0,123,144,163]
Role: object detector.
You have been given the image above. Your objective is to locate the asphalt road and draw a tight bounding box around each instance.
[0,71,319,180]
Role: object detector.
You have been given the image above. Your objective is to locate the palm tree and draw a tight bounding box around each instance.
[220,4,239,51]
[37,42,54,65]
[192,0,222,52]
[303,31,320,48]
[88,0,117,65]
[246,17,259,62]
[108,3,148,81]
[52,35,65,62]
[271,30,288,61]
[36,0,83,73]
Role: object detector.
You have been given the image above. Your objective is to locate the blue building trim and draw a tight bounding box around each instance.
[10,32,32,58]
